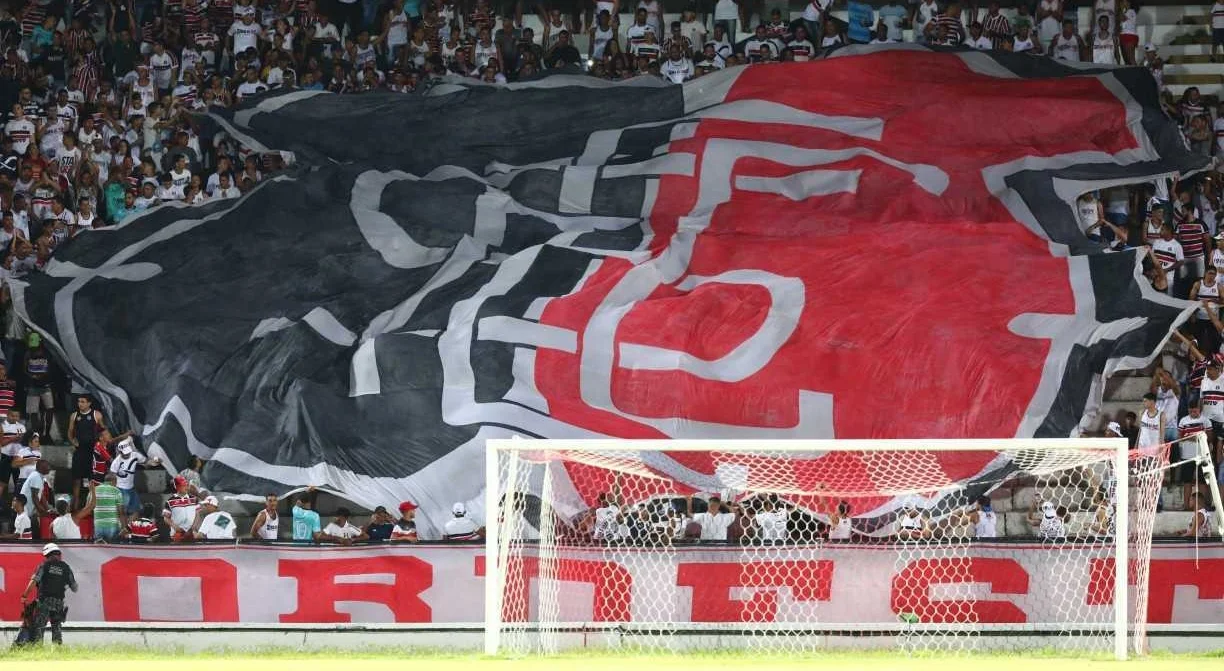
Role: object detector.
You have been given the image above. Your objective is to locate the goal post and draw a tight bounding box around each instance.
[484,437,1207,659]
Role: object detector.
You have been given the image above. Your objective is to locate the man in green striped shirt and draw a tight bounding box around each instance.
[83,474,126,542]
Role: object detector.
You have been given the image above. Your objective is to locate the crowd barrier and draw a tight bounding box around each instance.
[0,541,1220,625]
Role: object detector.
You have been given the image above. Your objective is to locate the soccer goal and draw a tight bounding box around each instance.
[484,436,1222,659]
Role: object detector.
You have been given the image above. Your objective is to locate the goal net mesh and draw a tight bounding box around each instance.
[489,440,1171,657]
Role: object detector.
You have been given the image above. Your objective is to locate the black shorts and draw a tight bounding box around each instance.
[1176,459,1199,484]
[0,453,12,488]
[70,449,92,480]
[1214,28,1224,47]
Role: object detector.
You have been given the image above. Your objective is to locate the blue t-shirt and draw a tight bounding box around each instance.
[292,506,321,541]
[403,0,422,17]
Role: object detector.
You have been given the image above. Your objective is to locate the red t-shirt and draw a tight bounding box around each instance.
[91,440,112,481]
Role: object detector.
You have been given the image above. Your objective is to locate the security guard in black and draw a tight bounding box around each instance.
[21,544,79,644]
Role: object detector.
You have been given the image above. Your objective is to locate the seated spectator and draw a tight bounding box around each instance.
[390,500,419,542]
[365,505,394,541]
[320,507,368,545]
[895,502,931,540]
[1181,491,1215,537]
[125,503,162,543]
[443,502,482,540]
[193,495,237,540]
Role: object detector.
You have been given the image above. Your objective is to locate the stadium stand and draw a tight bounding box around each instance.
[0,0,1219,544]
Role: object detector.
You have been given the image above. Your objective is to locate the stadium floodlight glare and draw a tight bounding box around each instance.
[485,435,1221,660]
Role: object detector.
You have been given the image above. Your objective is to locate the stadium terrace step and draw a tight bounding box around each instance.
[1166,54,1217,64]
[1103,375,1155,403]
[40,443,73,470]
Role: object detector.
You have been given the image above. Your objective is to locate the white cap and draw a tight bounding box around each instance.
[42,543,61,556]
[118,438,134,454]
[452,502,467,517]
[1143,42,1156,52]
[203,495,219,507]
[1107,421,1123,437]
[1041,501,1056,514]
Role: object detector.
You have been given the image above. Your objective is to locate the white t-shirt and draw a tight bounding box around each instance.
[229,22,263,54]
[1151,237,1184,287]
[593,505,621,540]
[52,514,82,539]
[756,510,787,541]
[198,511,238,539]
[693,510,735,540]
[13,511,31,539]
[110,451,146,489]
[715,0,739,22]
[975,509,999,538]
[660,58,694,84]
[443,516,480,540]
[20,472,45,509]
[1,419,25,457]
[15,445,40,480]
[1214,2,1224,30]
[802,0,832,22]
[323,521,364,539]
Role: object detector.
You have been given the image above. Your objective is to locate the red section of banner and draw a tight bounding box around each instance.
[0,544,1220,624]
[278,556,434,623]
[101,557,240,621]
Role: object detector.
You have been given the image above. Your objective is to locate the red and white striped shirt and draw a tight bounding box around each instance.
[1177,220,1207,258]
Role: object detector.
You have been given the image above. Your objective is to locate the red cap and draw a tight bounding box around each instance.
[398,501,417,513]
[173,475,188,490]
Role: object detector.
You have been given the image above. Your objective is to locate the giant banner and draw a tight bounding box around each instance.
[14,49,1205,539]
[0,543,1220,625]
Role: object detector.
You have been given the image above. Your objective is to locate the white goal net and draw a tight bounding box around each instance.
[484,436,1213,659]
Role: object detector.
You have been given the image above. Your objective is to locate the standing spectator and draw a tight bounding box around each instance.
[50,498,84,540]
[1138,392,1165,449]
[319,507,367,544]
[1029,500,1067,539]
[365,505,394,541]
[801,0,832,45]
[1049,19,1083,62]
[249,493,280,540]
[1151,222,1185,295]
[66,395,106,510]
[1192,266,1223,355]
[1152,368,1181,445]
[1088,14,1119,65]
[1,494,32,540]
[828,500,853,539]
[163,474,199,542]
[193,496,237,540]
[390,500,419,541]
[109,439,157,515]
[592,492,622,541]
[1213,0,1224,63]
[20,460,53,540]
[912,0,939,43]
[962,495,998,538]
[22,333,54,440]
[291,486,322,542]
[687,493,737,541]
[0,407,26,504]
[1177,401,1212,503]
[0,361,16,416]
[982,2,1012,49]
[896,501,930,540]
[84,474,126,542]
[443,502,482,540]
[13,432,42,494]
[754,498,788,543]
[1118,0,1138,64]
